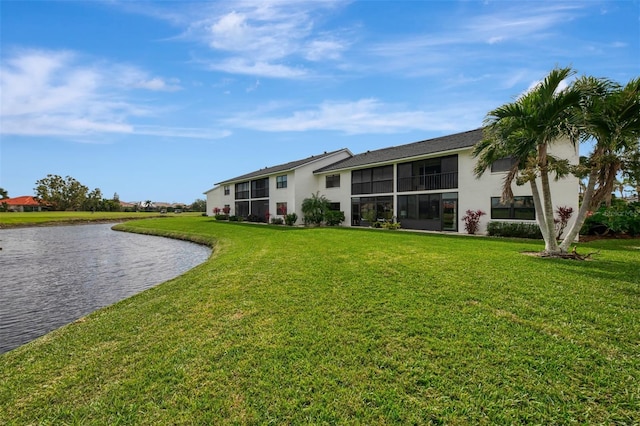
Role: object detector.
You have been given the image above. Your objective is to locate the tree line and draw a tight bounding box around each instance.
[0,175,207,212]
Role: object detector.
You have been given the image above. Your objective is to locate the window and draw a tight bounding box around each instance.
[251,178,269,198]
[276,202,287,215]
[251,200,269,221]
[398,194,441,221]
[276,175,287,189]
[491,196,535,220]
[352,196,393,226]
[352,165,393,195]
[224,185,230,196]
[329,202,340,211]
[235,201,249,217]
[326,174,340,188]
[491,157,517,173]
[235,182,249,199]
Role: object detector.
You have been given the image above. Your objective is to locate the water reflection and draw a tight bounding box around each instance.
[0,223,210,354]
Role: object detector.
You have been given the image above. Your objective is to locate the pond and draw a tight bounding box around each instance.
[0,223,211,354]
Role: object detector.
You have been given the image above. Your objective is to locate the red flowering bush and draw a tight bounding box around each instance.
[462,209,486,234]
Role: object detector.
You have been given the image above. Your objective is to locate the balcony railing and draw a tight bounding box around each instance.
[251,188,269,199]
[235,190,250,200]
[352,179,394,195]
[397,171,458,192]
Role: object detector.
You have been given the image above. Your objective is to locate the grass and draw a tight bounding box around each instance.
[0,211,201,228]
[1,216,638,424]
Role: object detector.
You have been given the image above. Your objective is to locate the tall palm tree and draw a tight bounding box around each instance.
[559,76,640,251]
[474,67,582,255]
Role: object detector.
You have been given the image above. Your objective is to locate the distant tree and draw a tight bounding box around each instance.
[113,192,120,202]
[82,188,103,211]
[0,187,8,199]
[142,200,154,211]
[34,174,89,211]
[191,199,206,212]
[100,198,121,212]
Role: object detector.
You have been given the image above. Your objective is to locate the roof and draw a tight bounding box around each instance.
[1,196,42,206]
[215,148,351,185]
[315,128,484,173]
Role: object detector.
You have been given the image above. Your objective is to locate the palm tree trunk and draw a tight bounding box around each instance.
[540,170,560,253]
[559,167,598,252]
[529,179,550,243]
[538,145,560,254]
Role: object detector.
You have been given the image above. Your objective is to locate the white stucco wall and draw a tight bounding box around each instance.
[458,139,579,234]
[206,150,351,223]
[316,170,352,225]
[206,138,579,234]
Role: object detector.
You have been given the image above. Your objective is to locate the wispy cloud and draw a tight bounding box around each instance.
[366,2,586,78]
[0,49,224,139]
[223,98,486,134]
[178,0,351,78]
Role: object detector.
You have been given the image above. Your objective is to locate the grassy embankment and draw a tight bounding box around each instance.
[0,211,201,228]
[1,216,638,424]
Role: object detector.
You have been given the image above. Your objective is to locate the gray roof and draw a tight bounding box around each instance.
[216,148,351,185]
[315,128,484,173]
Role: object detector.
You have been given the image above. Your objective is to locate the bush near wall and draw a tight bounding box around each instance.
[487,221,543,239]
[325,210,346,226]
[581,202,640,236]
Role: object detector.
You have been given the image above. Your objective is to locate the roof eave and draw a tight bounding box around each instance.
[314,145,473,174]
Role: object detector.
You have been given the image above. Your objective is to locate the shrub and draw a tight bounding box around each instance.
[325,210,345,226]
[247,214,263,223]
[381,220,401,230]
[487,221,543,239]
[362,209,378,226]
[302,192,330,226]
[461,209,486,234]
[228,215,240,222]
[554,206,573,239]
[214,214,229,221]
[582,202,640,236]
[285,213,298,226]
[270,217,284,225]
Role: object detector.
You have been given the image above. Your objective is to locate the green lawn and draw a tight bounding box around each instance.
[0,211,200,228]
[1,216,638,424]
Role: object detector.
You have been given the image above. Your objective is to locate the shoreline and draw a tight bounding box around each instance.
[0,218,133,230]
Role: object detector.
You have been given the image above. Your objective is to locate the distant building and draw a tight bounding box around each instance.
[0,196,45,212]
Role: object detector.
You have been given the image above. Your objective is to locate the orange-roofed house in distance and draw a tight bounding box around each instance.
[1,196,46,212]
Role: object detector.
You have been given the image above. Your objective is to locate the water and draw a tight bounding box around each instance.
[0,223,211,354]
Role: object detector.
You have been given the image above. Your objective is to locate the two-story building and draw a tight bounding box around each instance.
[205,128,579,234]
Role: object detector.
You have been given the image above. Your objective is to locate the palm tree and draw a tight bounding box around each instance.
[474,67,582,255]
[301,192,330,226]
[558,76,640,251]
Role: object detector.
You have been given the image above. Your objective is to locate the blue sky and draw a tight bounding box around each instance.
[1,0,638,204]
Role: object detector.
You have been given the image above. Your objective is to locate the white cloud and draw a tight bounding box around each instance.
[133,77,182,91]
[223,98,483,135]
[208,58,307,78]
[133,125,231,139]
[183,0,350,78]
[304,39,347,61]
[0,49,218,139]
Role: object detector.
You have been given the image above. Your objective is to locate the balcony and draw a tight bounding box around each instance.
[397,171,458,192]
